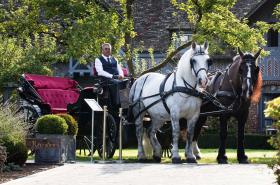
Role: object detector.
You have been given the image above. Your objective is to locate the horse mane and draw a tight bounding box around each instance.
[251,71,262,103]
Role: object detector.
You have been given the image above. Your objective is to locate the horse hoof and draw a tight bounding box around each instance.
[195,155,201,160]
[172,157,182,164]
[186,158,197,164]
[217,158,228,164]
[138,158,148,163]
[217,156,228,164]
[238,158,249,164]
[153,155,161,163]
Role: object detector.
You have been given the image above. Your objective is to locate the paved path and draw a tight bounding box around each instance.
[1,163,276,185]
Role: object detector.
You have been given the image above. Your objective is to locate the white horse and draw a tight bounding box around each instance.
[128,42,211,163]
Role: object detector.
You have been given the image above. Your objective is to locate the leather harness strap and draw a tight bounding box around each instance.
[132,71,205,120]
[159,73,173,114]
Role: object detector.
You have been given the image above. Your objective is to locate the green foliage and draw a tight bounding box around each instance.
[194,134,273,149]
[0,102,28,166]
[0,0,131,89]
[204,116,239,134]
[0,36,54,91]
[170,0,268,54]
[57,114,78,135]
[2,139,28,166]
[264,97,280,184]
[3,163,22,172]
[273,3,280,30]
[0,145,7,172]
[0,102,28,144]
[36,114,68,135]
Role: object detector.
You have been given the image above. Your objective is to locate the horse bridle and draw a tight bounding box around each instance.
[239,60,257,85]
[190,51,211,77]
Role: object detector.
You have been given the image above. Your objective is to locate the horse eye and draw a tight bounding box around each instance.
[190,58,195,67]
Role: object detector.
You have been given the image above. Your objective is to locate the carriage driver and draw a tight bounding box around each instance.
[95,43,124,106]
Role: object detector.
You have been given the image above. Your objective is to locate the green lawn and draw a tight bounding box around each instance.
[76,148,277,164]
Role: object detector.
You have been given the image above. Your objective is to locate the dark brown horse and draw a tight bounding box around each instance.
[193,48,263,164]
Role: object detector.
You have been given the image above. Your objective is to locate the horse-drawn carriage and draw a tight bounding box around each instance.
[17,42,262,164]
[17,73,133,159]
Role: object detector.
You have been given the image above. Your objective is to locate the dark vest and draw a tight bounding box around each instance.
[98,56,119,75]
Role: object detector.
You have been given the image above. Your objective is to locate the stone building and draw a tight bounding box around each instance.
[54,0,280,133]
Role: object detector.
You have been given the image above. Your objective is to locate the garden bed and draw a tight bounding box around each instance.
[0,163,59,184]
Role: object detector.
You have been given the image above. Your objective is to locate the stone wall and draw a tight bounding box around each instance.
[247,103,259,133]
[131,0,189,52]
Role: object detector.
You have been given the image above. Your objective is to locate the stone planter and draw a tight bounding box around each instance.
[31,134,76,164]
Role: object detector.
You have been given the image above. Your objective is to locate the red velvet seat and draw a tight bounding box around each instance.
[24,74,80,114]
[37,89,79,114]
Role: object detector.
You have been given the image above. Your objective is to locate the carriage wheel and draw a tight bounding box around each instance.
[16,105,39,136]
[96,113,117,159]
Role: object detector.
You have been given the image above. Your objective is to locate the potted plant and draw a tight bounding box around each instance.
[57,114,78,162]
[34,114,78,164]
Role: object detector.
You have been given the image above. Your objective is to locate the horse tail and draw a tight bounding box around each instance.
[127,80,137,122]
[251,71,262,103]
[129,80,138,103]
[142,128,153,159]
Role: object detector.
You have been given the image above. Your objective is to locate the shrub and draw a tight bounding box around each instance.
[36,115,68,135]
[0,145,7,172]
[0,102,28,144]
[0,101,28,166]
[264,97,280,184]
[2,138,28,166]
[57,114,78,135]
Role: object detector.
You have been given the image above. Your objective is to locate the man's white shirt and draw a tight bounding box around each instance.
[95,54,124,78]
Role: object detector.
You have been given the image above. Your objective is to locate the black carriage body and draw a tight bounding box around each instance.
[67,77,133,158]
[17,74,133,159]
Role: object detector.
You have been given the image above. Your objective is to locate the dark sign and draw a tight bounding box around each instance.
[26,138,60,150]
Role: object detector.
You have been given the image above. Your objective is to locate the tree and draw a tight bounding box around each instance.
[273,3,280,30]
[0,0,131,90]
[139,0,269,75]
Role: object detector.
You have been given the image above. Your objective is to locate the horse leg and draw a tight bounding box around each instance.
[170,115,181,164]
[135,114,146,161]
[147,119,163,163]
[185,116,199,163]
[217,116,229,164]
[192,116,207,160]
[237,113,249,164]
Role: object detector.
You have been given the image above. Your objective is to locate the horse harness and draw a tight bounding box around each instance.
[130,71,205,120]
[204,59,255,114]
[130,50,226,120]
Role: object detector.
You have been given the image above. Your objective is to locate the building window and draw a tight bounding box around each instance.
[267,28,278,47]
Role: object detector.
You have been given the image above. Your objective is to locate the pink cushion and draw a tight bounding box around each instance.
[37,89,79,114]
[24,74,78,90]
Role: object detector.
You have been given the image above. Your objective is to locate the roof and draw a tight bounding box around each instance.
[231,0,264,19]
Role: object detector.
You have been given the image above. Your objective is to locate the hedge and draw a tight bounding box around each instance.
[193,134,274,149]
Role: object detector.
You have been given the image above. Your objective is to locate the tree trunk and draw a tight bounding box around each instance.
[124,0,135,76]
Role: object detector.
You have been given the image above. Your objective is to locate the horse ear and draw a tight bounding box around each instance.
[192,42,197,50]
[204,41,209,50]
[238,47,244,57]
[254,48,262,59]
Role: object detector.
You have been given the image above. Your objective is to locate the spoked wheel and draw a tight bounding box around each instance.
[96,113,117,159]
[16,105,39,136]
